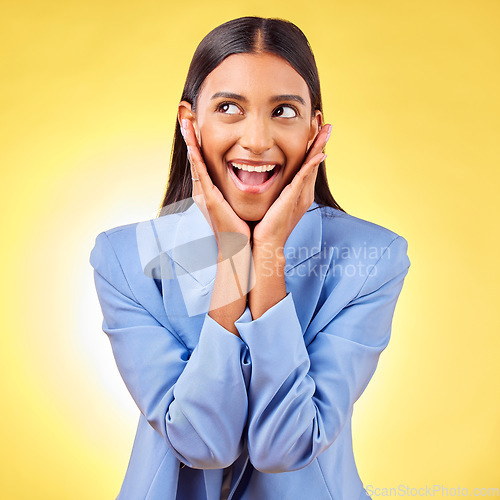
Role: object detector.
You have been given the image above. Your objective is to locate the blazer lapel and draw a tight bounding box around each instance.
[283,202,323,273]
[283,203,325,336]
[138,199,324,350]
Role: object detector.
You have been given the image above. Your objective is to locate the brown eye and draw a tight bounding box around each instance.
[217,103,241,115]
[274,105,297,118]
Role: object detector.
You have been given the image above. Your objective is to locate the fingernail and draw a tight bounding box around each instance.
[326,125,332,141]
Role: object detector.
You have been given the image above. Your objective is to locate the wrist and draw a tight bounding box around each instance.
[252,244,286,281]
[208,297,246,337]
[252,241,286,266]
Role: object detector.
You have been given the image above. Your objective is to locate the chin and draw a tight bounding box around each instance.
[232,202,268,223]
[237,209,265,223]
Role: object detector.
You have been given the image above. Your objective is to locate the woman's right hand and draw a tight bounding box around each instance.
[181,118,251,335]
[181,119,251,253]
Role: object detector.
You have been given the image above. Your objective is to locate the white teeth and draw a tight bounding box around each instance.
[230,162,277,172]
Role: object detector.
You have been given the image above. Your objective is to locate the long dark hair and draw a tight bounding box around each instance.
[157,16,346,217]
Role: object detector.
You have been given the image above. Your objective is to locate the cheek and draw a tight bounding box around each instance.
[200,125,236,162]
[279,128,310,165]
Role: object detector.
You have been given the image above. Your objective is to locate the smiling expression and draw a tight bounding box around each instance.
[180,52,322,222]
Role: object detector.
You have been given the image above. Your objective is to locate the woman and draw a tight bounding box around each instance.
[90,17,411,500]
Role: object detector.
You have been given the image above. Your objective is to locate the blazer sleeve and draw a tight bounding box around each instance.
[235,235,411,473]
[89,231,251,469]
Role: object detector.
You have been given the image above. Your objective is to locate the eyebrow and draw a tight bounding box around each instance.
[269,94,306,106]
[211,92,247,102]
[210,92,306,106]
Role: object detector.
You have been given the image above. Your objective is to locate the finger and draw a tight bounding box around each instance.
[182,119,214,197]
[187,149,204,201]
[181,122,211,208]
[185,145,213,227]
[291,152,326,191]
[179,121,199,180]
[187,144,214,201]
[181,121,209,216]
[297,153,324,203]
[279,152,325,208]
[304,123,332,164]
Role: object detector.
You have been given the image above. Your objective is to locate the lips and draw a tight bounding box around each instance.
[227,160,282,194]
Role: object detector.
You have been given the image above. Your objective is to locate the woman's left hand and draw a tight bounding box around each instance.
[252,124,332,251]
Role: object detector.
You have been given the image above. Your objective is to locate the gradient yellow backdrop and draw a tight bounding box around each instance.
[1,1,499,498]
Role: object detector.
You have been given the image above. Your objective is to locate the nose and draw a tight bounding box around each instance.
[238,115,274,155]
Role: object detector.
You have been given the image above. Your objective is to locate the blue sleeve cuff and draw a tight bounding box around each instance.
[235,292,294,325]
[234,293,307,372]
[203,310,250,347]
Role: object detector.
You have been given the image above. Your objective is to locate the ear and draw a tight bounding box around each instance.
[306,110,323,152]
[178,101,201,146]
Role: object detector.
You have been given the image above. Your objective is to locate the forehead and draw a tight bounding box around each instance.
[198,52,311,104]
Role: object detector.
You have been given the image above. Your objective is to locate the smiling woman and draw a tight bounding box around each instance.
[160,16,343,220]
[179,52,323,218]
[90,16,411,500]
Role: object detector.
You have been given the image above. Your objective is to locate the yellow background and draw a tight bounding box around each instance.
[1,0,499,498]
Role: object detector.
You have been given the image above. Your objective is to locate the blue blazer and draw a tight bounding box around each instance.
[89,200,411,500]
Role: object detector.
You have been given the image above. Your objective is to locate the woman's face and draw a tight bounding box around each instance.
[180,52,322,222]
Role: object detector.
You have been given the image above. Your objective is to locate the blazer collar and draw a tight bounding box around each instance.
[282,201,323,273]
[168,198,323,287]
[139,199,324,346]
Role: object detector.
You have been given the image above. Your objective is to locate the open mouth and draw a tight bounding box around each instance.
[227,161,282,194]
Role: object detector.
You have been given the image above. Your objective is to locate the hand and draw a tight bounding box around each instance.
[252,123,332,250]
[181,118,251,334]
[181,119,251,253]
